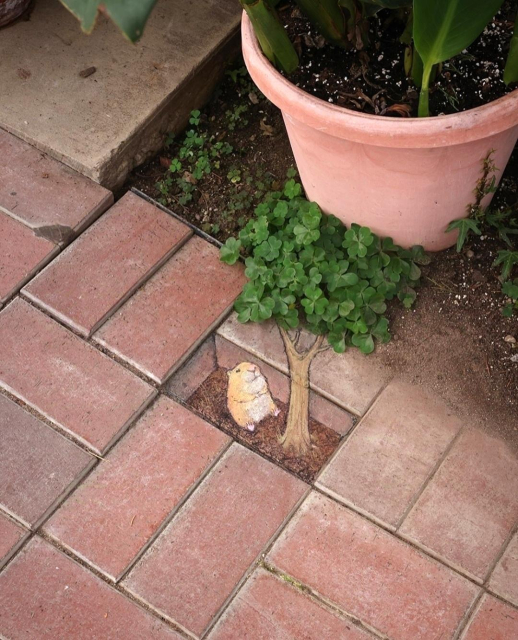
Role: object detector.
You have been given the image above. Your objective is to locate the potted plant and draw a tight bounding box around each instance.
[59,0,518,251]
[239,0,518,250]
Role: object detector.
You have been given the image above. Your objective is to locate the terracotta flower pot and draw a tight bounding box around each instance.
[0,0,30,27]
[242,13,518,250]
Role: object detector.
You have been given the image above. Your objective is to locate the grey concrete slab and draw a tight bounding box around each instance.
[0,0,240,189]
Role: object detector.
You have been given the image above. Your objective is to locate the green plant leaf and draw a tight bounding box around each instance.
[352,333,375,354]
[240,0,298,73]
[413,0,504,116]
[220,238,241,265]
[294,0,348,47]
[504,13,518,85]
[60,0,159,42]
[446,217,482,252]
[493,250,518,281]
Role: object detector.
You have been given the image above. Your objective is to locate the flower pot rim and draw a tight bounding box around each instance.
[242,12,518,149]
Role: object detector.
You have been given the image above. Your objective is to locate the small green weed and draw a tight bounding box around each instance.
[447,150,518,316]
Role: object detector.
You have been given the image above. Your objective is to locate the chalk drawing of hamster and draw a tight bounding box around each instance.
[226,362,280,431]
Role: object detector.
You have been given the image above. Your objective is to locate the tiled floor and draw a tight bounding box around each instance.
[1,128,517,639]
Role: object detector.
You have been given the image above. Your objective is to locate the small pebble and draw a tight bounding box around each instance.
[466,250,474,258]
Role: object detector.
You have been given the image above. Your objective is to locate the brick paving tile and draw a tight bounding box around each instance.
[400,429,518,581]
[268,492,479,640]
[24,192,191,336]
[0,537,182,640]
[217,313,391,415]
[165,335,217,401]
[95,236,246,383]
[0,298,155,454]
[0,211,57,307]
[123,444,307,636]
[489,532,518,606]
[0,512,26,566]
[0,129,112,232]
[215,334,354,435]
[0,394,92,527]
[45,396,230,581]
[208,568,374,640]
[462,595,518,640]
[316,381,463,527]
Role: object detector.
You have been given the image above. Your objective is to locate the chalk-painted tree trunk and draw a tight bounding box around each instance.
[278,326,327,457]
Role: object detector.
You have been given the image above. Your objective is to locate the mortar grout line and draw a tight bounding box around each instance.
[200,484,312,639]
[312,484,488,590]
[395,425,466,531]
[481,520,518,587]
[13,293,160,388]
[260,562,389,640]
[30,531,196,640]
[312,379,391,485]
[116,437,234,585]
[454,590,485,640]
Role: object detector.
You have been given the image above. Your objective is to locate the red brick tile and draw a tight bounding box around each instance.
[215,335,354,435]
[95,236,246,383]
[316,382,462,527]
[123,444,307,636]
[209,568,373,640]
[0,211,57,306]
[400,429,518,581]
[0,298,155,454]
[490,533,518,606]
[45,396,229,580]
[165,335,217,401]
[24,193,191,336]
[0,512,26,566]
[217,314,391,415]
[0,394,92,527]
[268,492,479,640]
[0,129,112,232]
[0,537,181,639]
[462,595,518,640]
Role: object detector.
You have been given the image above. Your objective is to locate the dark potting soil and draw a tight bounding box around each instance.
[280,1,517,117]
[188,367,341,483]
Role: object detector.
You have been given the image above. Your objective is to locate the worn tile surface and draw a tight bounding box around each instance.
[462,595,518,640]
[45,396,229,580]
[0,128,112,230]
[95,236,246,383]
[317,381,463,527]
[0,537,182,639]
[0,298,155,453]
[217,314,391,415]
[268,492,479,640]
[0,211,56,306]
[400,429,518,580]
[208,568,373,639]
[123,444,306,635]
[0,512,26,565]
[24,193,191,336]
[489,532,518,606]
[0,394,92,527]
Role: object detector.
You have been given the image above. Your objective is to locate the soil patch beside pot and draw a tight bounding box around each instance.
[128,63,517,449]
[188,367,341,483]
[280,1,516,117]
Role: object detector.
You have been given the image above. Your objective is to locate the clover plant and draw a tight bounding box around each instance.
[220,174,428,455]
